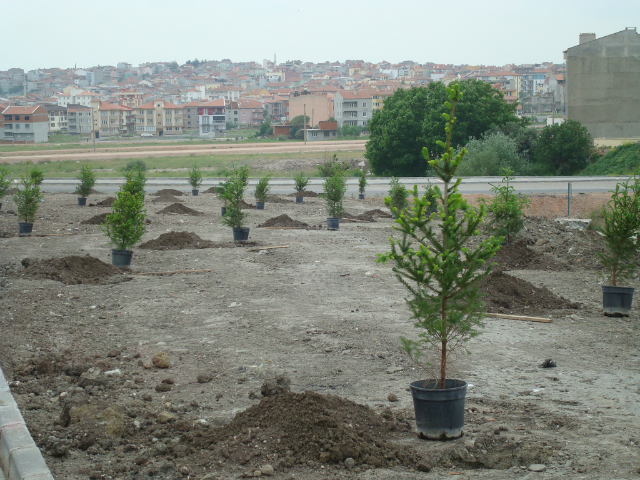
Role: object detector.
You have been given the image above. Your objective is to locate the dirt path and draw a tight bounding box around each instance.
[0,140,366,163]
[0,192,638,479]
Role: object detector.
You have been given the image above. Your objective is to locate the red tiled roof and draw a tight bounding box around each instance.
[2,105,42,115]
[199,99,225,107]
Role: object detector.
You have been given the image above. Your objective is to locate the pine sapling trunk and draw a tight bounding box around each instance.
[440,338,447,390]
[612,266,617,287]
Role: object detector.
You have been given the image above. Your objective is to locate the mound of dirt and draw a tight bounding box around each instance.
[183,391,421,470]
[81,213,109,225]
[152,194,183,204]
[364,209,392,218]
[139,231,213,250]
[158,203,204,216]
[535,230,607,271]
[492,238,569,272]
[94,197,114,207]
[202,186,222,194]
[265,194,293,204]
[287,191,319,197]
[152,189,185,197]
[481,271,579,316]
[258,214,308,228]
[240,199,255,209]
[343,212,376,222]
[20,256,129,285]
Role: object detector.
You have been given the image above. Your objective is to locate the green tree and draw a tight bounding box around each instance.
[289,115,309,138]
[377,84,502,388]
[457,133,528,176]
[485,121,539,164]
[365,80,520,177]
[256,120,273,137]
[75,165,97,198]
[482,169,530,243]
[101,172,146,251]
[534,120,593,175]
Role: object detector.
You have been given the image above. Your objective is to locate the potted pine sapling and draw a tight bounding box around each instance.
[377,84,502,440]
[358,169,368,200]
[0,167,10,212]
[218,179,230,216]
[294,172,309,203]
[254,174,271,210]
[424,181,438,215]
[323,171,346,230]
[100,172,147,267]
[597,177,640,316]
[482,168,530,243]
[75,164,96,206]
[189,165,203,196]
[220,177,250,241]
[388,177,409,218]
[13,171,43,235]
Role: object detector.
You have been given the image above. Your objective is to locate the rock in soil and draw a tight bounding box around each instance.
[152,352,170,368]
[139,231,213,250]
[260,374,291,397]
[158,203,203,216]
[480,271,580,316]
[258,214,308,228]
[20,255,129,285]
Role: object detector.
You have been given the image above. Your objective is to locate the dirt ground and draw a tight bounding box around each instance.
[1,190,639,480]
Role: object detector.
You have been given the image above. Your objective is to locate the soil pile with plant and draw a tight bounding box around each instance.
[265,194,293,204]
[158,203,203,216]
[94,197,114,207]
[201,186,221,194]
[184,391,422,470]
[342,212,377,222]
[81,212,109,225]
[288,191,319,197]
[139,231,214,250]
[20,255,129,285]
[153,189,185,197]
[364,209,392,218]
[258,214,308,228]
[152,194,182,204]
[480,271,579,315]
[491,238,569,272]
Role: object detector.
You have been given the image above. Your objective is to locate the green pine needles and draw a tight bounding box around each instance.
[377,84,502,389]
[597,177,640,286]
[483,168,530,243]
[14,170,43,224]
[188,166,203,190]
[323,171,347,219]
[220,168,249,228]
[388,177,409,216]
[254,174,271,202]
[101,172,147,251]
[358,169,368,195]
[75,165,97,198]
[294,172,309,196]
[0,167,11,202]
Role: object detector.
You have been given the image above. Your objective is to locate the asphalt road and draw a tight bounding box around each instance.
[36,176,631,196]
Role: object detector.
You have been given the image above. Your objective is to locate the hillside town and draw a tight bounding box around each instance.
[0,56,567,144]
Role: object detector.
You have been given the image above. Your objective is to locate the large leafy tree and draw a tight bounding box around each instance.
[534,120,593,175]
[366,80,520,176]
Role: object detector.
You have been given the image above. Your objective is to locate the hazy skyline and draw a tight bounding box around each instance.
[2,0,637,71]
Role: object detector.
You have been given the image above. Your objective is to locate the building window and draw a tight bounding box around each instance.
[25,124,30,129]
[362,112,367,117]
[311,131,317,137]
[362,103,366,108]
[102,120,107,125]
[14,116,19,120]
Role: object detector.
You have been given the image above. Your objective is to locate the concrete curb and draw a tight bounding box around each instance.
[0,367,54,480]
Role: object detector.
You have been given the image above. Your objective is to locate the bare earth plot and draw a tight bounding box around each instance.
[0,192,639,479]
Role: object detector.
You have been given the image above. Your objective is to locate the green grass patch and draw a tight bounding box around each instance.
[580,142,640,175]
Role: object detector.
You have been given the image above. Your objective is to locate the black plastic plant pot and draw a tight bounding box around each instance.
[358,194,365,200]
[296,196,304,204]
[410,379,467,440]
[111,249,133,267]
[192,189,199,196]
[18,222,33,235]
[256,201,265,210]
[327,217,340,230]
[602,285,634,317]
[221,206,227,216]
[0,202,3,211]
[232,227,250,242]
[78,197,87,206]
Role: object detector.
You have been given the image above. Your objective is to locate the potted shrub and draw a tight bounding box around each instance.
[13,171,43,235]
[482,168,530,243]
[388,177,409,218]
[323,171,346,230]
[358,169,368,200]
[75,164,96,206]
[0,167,10,212]
[254,174,271,210]
[189,166,203,196]
[100,172,147,267]
[423,181,438,215]
[220,177,249,241]
[218,179,230,216]
[377,84,502,440]
[597,177,640,316]
[294,172,309,203]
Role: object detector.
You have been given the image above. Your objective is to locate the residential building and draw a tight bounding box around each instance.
[304,120,338,141]
[44,104,67,132]
[181,100,201,132]
[55,90,101,107]
[371,90,395,110]
[565,28,640,138]
[198,99,226,138]
[134,99,184,136]
[226,98,264,127]
[1,105,49,144]
[207,85,242,102]
[114,89,144,108]
[181,86,206,103]
[288,93,334,125]
[67,104,92,136]
[90,100,133,138]
[333,91,372,128]
[264,96,289,123]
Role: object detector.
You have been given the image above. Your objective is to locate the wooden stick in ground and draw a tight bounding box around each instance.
[263,227,304,230]
[133,269,212,276]
[487,313,553,323]
[247,245,289,252]
[34,233,78,237]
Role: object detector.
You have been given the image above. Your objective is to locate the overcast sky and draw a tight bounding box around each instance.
[2,0,637,71]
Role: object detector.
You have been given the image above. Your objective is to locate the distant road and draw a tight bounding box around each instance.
[39,176,630,196]
[0,140,367,163]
